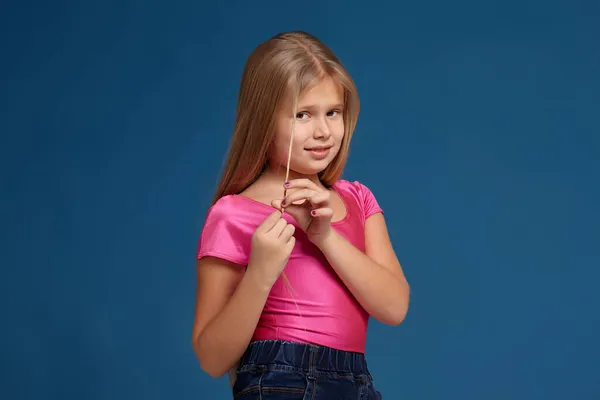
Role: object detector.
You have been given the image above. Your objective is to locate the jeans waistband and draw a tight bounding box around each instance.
[239,340,371,376]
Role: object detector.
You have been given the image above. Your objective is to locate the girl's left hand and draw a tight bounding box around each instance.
[271,179,333,247]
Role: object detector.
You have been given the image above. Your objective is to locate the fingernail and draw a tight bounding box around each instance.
[284,182,290,187]
[311,210,316,216]
[282,200,286,206]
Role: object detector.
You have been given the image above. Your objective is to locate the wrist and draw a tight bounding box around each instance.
[243,265,275,295]
[313,229,338,252]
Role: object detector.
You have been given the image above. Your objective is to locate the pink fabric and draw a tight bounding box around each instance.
[196,180,383,354]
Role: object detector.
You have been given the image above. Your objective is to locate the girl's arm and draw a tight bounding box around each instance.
[191,256,270,378]
[317,212,410,325]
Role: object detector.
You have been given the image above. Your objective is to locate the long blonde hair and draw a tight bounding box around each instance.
[211,31,360,204]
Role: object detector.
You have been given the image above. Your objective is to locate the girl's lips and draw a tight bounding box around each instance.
[306,146,331,160]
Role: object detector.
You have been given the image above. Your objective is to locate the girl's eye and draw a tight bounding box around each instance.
[296,112,309,120]
[328,110,341,117]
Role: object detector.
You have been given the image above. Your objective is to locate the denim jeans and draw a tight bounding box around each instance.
[232,340,382,399]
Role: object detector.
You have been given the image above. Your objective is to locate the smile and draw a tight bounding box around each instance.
[305,146,332,159]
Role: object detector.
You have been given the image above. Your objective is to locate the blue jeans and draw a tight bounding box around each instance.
[232,340,382,399]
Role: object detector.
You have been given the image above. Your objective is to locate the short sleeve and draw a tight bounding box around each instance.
[196,201,252,266]
[355,181,383,220]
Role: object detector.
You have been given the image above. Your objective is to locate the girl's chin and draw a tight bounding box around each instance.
[269,153,337,177]
[288,161,332,176]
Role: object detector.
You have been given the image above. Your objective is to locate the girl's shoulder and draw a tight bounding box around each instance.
[206,194,275,222]
[332,179,373,196]
[197,195,273,265]
[333,179,384,222]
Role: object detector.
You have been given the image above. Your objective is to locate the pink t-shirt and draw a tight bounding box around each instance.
[196,179,383,354]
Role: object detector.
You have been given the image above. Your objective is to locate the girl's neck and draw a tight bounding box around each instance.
[239,163,325,202]
[262,163,324,188]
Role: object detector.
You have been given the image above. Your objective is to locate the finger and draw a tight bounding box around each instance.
[267,217,288,236]
[256,210,283,233]
[274,204,302,227]
[272,198,304,212]
[282,189,319,207]
[271,199,283,211]
[307,191,330,208]
[284,179,321,191]
[279,223,295,242]
[284,190,330,209]
[285,236,296,252]
[310,207,334,219]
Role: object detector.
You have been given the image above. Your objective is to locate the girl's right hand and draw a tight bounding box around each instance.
[247,211,296,290]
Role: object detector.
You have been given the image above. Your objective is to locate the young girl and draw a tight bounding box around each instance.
[192,31,410,399]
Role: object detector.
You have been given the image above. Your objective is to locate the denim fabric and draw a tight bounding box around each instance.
[232,340,382,399]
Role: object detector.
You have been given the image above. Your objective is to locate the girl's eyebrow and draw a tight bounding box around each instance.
[297,103,344,110]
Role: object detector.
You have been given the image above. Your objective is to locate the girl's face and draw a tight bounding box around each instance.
[270,76,345,176]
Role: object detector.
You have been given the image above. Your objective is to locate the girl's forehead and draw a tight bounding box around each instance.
[282,77,344,108]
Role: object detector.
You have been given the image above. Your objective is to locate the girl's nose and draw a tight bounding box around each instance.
[313,119,331,139]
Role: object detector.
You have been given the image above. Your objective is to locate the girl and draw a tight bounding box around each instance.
[192,31,410,399]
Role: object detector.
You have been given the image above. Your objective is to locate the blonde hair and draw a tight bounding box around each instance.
[212,31,360,388]
[211,31,360,204]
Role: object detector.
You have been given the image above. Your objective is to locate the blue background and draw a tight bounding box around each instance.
[2,0,599,399]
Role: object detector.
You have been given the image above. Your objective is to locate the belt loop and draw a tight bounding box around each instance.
[307,346,317,381]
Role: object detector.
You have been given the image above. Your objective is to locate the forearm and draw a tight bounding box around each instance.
[317,231,410,325]
[194,268,270,377]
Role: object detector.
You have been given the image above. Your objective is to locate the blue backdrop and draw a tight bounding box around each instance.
[2,1,599,399]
